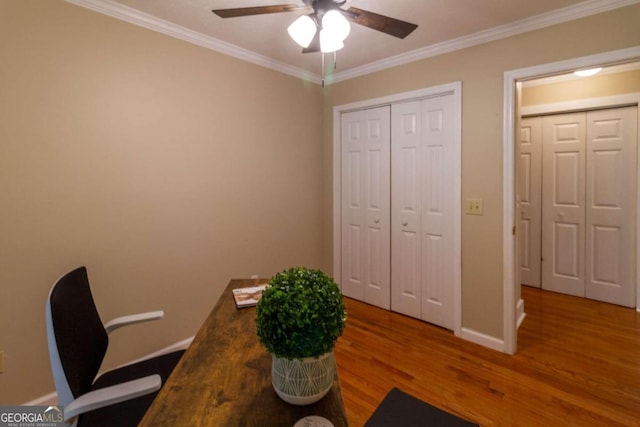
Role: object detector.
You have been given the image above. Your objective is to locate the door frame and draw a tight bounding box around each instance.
[503,46,640,354]
[332,82,462,336]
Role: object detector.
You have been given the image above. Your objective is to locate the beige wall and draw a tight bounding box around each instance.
[522,69,640,106]
[322,5,640,339]
[0,1,323,403]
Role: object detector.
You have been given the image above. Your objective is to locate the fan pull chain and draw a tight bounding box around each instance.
[320,52,338,88]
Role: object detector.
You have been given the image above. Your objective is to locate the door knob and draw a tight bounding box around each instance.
[374,218,380,224]
[402,220,408,226]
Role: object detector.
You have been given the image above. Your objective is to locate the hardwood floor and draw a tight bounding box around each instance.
[334,286,640,426]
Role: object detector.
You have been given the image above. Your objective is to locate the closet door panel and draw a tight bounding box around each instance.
[541,113,586,297]
[364,114,391,309]
[341,115,365,301]
[391,101,421,318]
[420,95,455,330]
[519,117,542,287]
[341,107,391,309]
[585,106,637,307]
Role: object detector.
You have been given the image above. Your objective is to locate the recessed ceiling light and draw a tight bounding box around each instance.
[574,67,602,77]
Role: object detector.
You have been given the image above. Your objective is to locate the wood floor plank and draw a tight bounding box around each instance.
[335,286,640,426]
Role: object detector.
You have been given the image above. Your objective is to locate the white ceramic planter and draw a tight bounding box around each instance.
[271,351,335,405]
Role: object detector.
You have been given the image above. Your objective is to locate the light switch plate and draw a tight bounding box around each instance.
[465,198,484,215]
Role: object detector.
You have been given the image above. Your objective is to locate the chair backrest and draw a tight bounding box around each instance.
[46,266,109,406]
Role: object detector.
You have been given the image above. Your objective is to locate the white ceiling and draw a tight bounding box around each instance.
[69,0,639,83]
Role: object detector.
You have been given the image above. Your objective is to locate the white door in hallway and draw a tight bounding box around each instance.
[519,117,542,288]
[541,113,587,298]
[340,106,391,309]
[585,107,637,307]
[540,106,637,306]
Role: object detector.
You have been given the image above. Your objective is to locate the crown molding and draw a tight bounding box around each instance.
[64,0,322,84]
[66,0,639,87]
[330,0,640,83]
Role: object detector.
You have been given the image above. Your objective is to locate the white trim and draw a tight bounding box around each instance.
[27,337,194,406]
[23,392,58,406]
[522,93,640,116]
[503,46,640,355]
[517,298,526,329]
[332,82,463,336]
[332,105,342,283]
[333,83,461,114]
[117,337,193,367]
[458,328,505,352]
[503,70,518,355]
[452,85,463,335]
[64,0,322,84]
[65,0,639,86]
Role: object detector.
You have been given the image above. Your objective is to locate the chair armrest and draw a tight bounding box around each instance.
[104,311,164,334]
[63,374,161,421]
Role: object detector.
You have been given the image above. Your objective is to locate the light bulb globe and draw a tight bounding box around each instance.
[322,9,350,41]
[288,15,317,48]
[320,28,344,53]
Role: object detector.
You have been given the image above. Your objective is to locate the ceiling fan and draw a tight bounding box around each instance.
[211,0,418,54]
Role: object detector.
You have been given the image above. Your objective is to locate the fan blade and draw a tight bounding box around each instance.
[212,4,308,18]
[346,7,417,39]
[302,31,320,54]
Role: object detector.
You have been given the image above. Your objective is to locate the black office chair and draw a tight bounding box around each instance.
[45,266,185,427]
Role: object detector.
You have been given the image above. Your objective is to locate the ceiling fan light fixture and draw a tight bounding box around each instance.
[322,9,350,42]
[288,15,317,48]
[320,28,344,53]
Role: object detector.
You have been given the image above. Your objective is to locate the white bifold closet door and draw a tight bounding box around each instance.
[391,95,456,330]
[340,94,457,330]
[340,106,391,309]
[541,106,637,307]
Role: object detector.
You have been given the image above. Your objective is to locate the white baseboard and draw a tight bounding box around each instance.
[122,336,193,366]
[23,336,194,406]
[455,301,524,353]
[23,391,58,406]
[458,327,505,352]
[517,298,526,329]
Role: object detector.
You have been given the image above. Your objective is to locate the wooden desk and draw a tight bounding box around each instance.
[139,279,348,426]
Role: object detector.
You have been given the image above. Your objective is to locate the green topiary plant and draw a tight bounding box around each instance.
[256,267,346,360]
